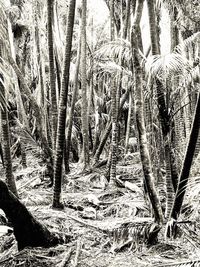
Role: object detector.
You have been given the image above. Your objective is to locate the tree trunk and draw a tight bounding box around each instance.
[131,0,163,224]
[170,92,200,221]
[47,0,57,150]
[80,0,90,170]
[110,78,118,184]
[123,0,130,39]
[0,180,66,250]
[93,87,130,165]
[65,29,81,174]
[52,0,76,209]
[110,0,115,41]
[147,0,178,218]
[125,92,132,154]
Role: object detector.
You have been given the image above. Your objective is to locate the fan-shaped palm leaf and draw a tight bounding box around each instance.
[146,53,190,80]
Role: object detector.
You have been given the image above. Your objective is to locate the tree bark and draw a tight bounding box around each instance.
[170,92,200,221]
[47,0,57,149]
[80,0,90,170]
[53,0,76,208]
[131,0,163,224]
[147,0,178,217]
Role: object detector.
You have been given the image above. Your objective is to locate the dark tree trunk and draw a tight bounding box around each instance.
[0,180,66,251]
[170,92,200,221]
[53,0,76,208]
[47,0,57,149]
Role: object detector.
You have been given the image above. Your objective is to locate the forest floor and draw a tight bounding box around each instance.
[0,152,200,267]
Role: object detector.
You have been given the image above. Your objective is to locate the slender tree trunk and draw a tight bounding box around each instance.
[131,0,163,224]
[147,0,178,218]
[80,0,90,170]
[52,0,76,209]
[123,0,130,39]
[34,0,45,106]
[110,0,115,41]
[170,92,200,221]
[125,92,132,153]
[47,0,57,150]
[93,87,130,165]
[65,29,81,174]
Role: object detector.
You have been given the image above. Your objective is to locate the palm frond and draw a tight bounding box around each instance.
[146,53,190,80]
[174,32,200,55]
[94,39,131,65]
[14,118,39,150]
[95,61,132,79]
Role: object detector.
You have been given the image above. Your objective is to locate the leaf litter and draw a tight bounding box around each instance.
[0,153,200,266]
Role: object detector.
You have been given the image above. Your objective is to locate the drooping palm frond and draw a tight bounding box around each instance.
[109,220,160,252]
[94,61,132,82]
[145,53,190,80]
[14,118,39,150]
[94,39,132,66]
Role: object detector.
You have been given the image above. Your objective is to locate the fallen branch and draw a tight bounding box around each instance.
[74,239,82,267]
[57,247,73,267]
[66,215,105,233]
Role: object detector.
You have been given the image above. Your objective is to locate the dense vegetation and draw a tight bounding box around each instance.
[0,0,200,266]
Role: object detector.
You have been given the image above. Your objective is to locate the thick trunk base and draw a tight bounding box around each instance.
[0,180,67,250]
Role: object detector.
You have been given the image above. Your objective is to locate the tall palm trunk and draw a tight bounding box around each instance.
[110,0,115,41]
[47,0,57,149]
[65,27,81,174]
[123,0,131,39]
[109,78,118,184]
[170,91,200,221]
[125,92,132,153]
[131,0,163,224]
[147,0,178,218]
[80,0,90,170]
[52,0,76,209]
